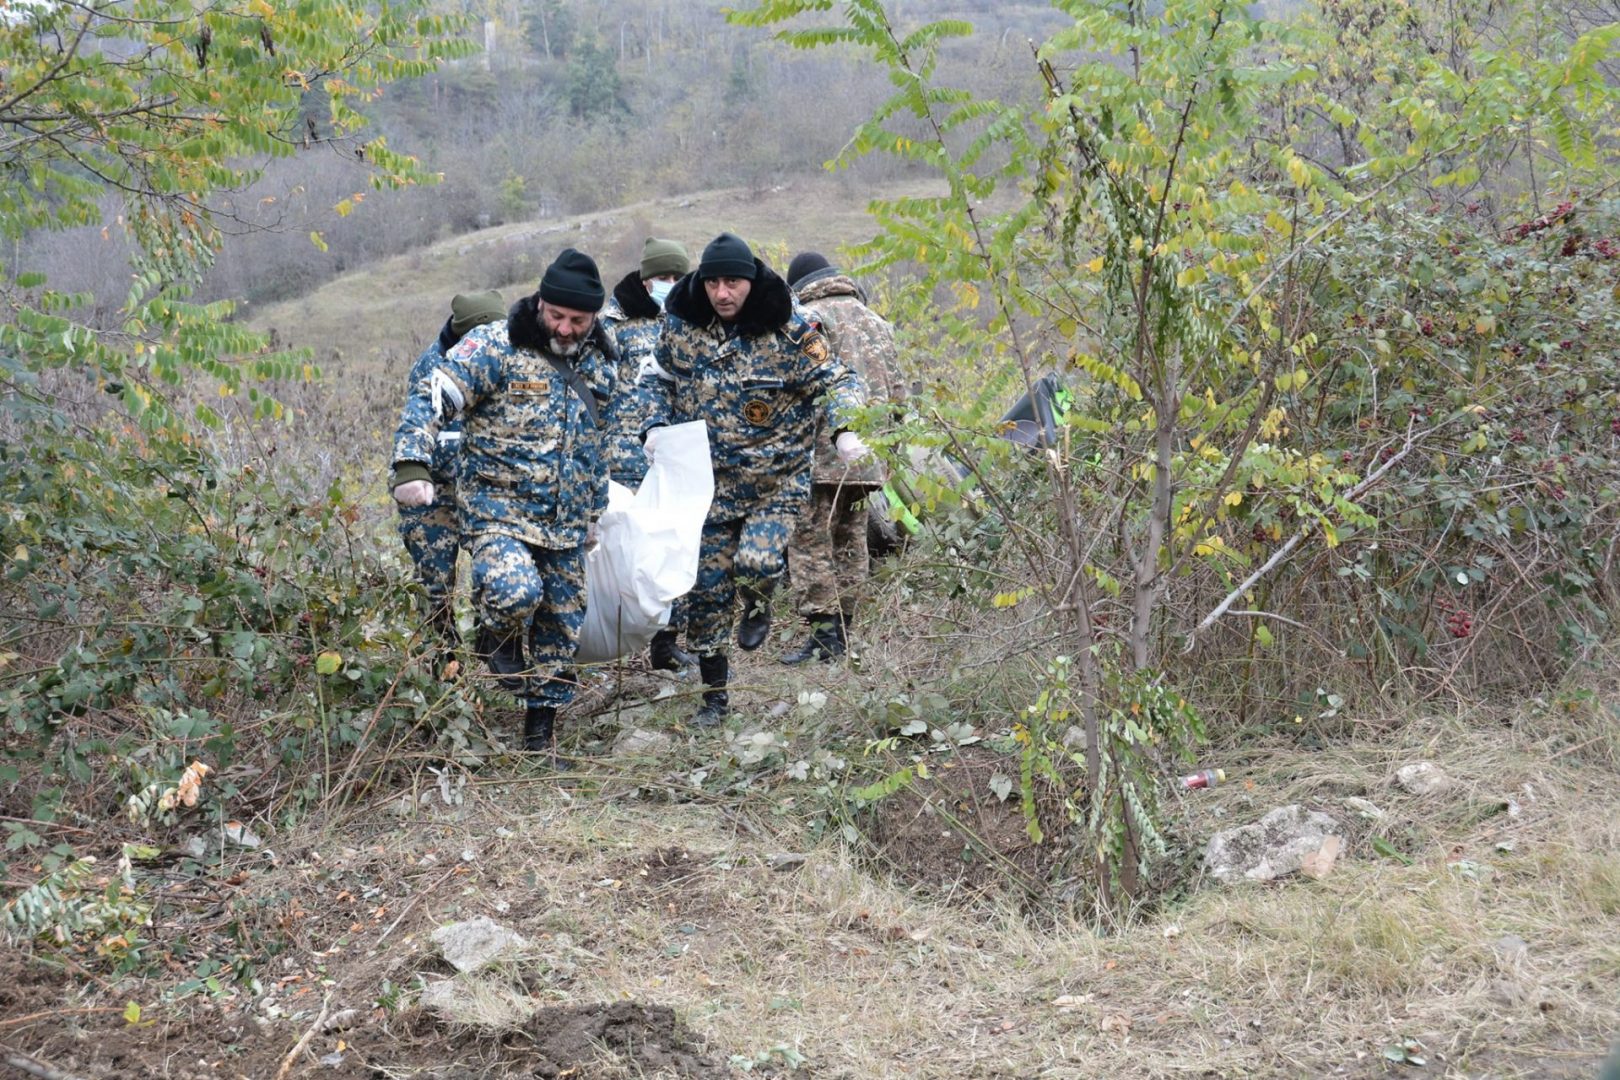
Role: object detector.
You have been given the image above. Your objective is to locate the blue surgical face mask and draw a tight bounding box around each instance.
[647,279,675,309]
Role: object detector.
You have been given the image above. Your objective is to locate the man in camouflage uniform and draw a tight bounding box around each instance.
[645,233,869,726]
[600,237,698,673]
[782,253,904,663]
[395,290,506,646]
[392,249,616,753]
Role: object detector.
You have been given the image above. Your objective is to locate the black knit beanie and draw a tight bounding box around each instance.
[786,251,832,289]
[698,233,756,280]
[538,247,605,311]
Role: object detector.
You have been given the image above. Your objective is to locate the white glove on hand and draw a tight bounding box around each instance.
[643,425,666,466]
[835,431,870,466]
[393,479,435,507]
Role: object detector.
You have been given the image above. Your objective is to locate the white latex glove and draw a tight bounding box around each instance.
[835,431,870,466]
[643,424,666,466]
[393,479,435,507]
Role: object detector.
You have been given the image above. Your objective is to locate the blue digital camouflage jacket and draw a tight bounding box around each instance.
[646,258,867,522]
[599,270,668,486]
[392,295,617,550]
[404,320,469,487]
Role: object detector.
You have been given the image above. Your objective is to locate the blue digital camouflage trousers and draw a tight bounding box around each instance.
[469,532,586,708]
[687,509,795,654]
[396,484,461,614]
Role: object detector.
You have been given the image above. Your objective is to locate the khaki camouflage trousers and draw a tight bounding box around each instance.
[787,482,871,619]
[469,532,585,708]
[687,509,796,654]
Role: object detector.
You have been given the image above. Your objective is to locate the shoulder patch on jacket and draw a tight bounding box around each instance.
[783,314,831,364]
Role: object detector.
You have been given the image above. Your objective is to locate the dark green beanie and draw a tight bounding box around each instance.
[538,247,605,311]
[449,290,506,337]
[640,237,690,279]
[698,232,756,280]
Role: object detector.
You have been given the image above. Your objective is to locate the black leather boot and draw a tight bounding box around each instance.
[781,614,847,664]
[692,653,729,728]
[648,629,697,672]
[475,624,527,693]
[523,704,556,753]
[735,580,776,652]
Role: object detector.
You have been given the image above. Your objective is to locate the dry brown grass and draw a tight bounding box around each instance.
[5,679,1616,1079]
[95,690,1598,1080]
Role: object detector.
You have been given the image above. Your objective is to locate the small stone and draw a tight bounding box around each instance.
[765,852,807,872]
[320,1008,359,1033]
[1492,933,1530,962]
[182,835,209,860]
[612,727,674,756]
[1395,761,1449,796]
[1489,979,1524,1006]
[1344,796,1386,820]
[223,821,263,849]
[431,916,529,973]
[1205,805,1344,883]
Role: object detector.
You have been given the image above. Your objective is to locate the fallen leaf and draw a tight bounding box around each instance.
[1053,994,1093,1008]
[1099,1013,1132,1035]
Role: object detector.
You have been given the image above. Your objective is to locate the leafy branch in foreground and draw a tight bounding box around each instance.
[0,0,475,426]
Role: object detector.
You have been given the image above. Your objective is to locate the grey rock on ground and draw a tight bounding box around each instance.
[431,916,529,973]
[1205,805,1343,883]
[1395,761,1449,796]
[612,727,674,756]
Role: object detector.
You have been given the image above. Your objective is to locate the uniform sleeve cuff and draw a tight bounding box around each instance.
[391,461,431,487]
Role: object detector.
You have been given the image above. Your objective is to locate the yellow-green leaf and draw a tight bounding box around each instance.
[124,1001,142,1024]
[315,651,342,675]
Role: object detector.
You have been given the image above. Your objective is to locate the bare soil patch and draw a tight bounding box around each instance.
[865,744,1074,901]
[5,998,718,1080]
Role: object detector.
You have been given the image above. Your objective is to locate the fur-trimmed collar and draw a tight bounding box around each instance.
[507,293,618,361]
[664,258,794,336]
[795,270,867,306]
[610,270,662,320]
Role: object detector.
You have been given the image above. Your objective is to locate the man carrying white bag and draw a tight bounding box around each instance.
[576,421,713,663]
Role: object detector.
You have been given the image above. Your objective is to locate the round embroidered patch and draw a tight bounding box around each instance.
[743,399,773,425]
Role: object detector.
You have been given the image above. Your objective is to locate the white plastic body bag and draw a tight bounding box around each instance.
[575,421,713,663]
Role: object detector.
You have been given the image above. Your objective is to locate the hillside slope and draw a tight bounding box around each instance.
[248,175,933,373]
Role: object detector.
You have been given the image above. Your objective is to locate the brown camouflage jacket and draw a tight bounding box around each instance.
[793,271,902,485]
